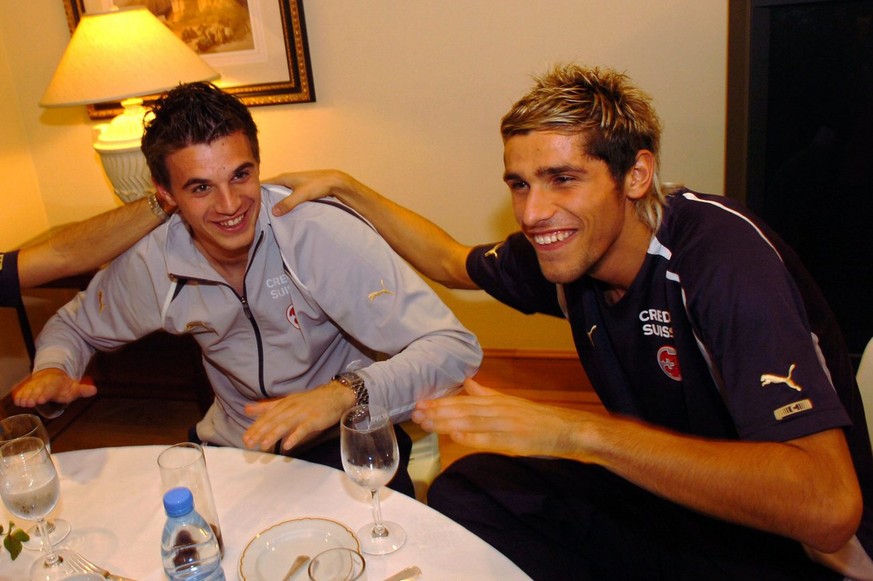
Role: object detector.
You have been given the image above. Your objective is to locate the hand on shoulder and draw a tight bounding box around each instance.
[266,170,360,216]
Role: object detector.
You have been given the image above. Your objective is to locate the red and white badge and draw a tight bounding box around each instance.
[286,304,300,329]
[657,345,682,381]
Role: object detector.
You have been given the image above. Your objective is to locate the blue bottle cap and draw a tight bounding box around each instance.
[163,486,195,517]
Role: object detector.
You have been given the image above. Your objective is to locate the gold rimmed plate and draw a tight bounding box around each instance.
[239,517,359,581]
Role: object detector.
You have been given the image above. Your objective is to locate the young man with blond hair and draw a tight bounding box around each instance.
[270,65,872,579]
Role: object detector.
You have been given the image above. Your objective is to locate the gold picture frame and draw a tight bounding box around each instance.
[61,0,315,119]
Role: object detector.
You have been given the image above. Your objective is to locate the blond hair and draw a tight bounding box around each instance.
[501,65,665,231]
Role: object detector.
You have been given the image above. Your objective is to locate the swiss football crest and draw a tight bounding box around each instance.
[286,304,300,329]
[657,345,682,381]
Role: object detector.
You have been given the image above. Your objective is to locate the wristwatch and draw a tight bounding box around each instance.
[147,193,171,222]
[333,372,369,406]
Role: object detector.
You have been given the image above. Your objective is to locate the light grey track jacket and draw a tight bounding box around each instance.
[34,186,482,449]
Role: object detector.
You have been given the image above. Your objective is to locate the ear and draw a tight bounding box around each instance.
[154,181,178,211]
[623,150,655,201]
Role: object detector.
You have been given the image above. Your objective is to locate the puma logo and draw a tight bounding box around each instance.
[367,279,395,301]
[760,364,802,392]
[484,242,504,258]
[185,321,217,333]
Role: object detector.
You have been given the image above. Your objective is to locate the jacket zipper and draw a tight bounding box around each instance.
[238,232,268,398]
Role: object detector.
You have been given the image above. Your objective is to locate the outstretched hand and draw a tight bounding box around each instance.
[266,170,357,217]
[411,377,586,458]
[12,368,97,407]
[242,381,354,452]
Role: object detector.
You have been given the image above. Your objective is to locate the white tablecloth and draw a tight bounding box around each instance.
[0,445,530,580]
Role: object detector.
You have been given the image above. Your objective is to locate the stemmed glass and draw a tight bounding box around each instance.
[340,404,406,555]
[0,414,71,548]
[0,436,78,581]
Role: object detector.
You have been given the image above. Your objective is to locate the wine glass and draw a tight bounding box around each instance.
[340,404,406,555]
[0,414,72,547]
[0,436,78,581]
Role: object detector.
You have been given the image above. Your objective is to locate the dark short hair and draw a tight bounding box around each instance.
[142,82,260,190]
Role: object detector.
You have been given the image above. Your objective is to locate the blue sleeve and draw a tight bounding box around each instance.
[0,250,21,307]
[467,232,565,319]
[670,195,849,441]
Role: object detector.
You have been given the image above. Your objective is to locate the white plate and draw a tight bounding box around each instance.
[239,517,359,581]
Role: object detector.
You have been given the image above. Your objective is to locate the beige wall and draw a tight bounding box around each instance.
[0,6,47,247]
[0,1,727,394]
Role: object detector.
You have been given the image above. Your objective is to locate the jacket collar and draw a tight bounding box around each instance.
[163,187,277,283]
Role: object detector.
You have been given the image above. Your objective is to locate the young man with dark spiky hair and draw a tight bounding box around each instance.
[13,83,482,496]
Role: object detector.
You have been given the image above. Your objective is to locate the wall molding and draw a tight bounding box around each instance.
[482,348,578,361]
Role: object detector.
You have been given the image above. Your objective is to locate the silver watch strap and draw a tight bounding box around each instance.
[147,193,170,221]
[333,372,369,406]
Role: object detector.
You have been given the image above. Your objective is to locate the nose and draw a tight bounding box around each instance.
[214,185,241,214]
[519,185,553,227]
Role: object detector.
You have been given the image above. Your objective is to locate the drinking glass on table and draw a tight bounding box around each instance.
[157,442,225,557]
[340,404,406,555]
[0,436,78,581]
[0,414,71,547]
[308,547,367,580]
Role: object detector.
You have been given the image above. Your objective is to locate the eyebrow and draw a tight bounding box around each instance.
[503,164,586,182]
[539,164,583,177]
[181,161,256,190]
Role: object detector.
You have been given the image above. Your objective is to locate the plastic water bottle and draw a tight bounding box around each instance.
[161,487,225,581]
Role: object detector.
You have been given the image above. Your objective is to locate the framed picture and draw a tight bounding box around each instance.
[61,0,315,119]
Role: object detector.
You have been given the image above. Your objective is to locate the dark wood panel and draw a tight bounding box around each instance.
[4,350,598,475]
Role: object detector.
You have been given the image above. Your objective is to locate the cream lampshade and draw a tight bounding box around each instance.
[40,5,219,203]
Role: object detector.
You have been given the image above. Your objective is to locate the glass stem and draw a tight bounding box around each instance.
[370,488,388,538]
[36,518,60,566]
[33,520,56,536]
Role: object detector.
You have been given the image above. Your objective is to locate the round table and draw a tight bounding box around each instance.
[0,445,530,580]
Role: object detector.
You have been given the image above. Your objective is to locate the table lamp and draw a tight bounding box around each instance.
[40,5,219,203]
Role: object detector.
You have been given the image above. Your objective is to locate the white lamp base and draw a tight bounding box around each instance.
[93,98,155,203]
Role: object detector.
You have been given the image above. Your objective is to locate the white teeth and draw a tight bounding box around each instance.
[533,231,571,245]
[220,215,244,227]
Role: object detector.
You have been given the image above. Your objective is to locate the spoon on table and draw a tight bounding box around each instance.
[283,555,310,581]
[383,566,422,581]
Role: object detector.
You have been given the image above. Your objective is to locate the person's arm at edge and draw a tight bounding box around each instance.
[15,227,169,408]
[414,378,862,554]
[582,410,860,554]
[17,196,164,289]
[268,170,479,289]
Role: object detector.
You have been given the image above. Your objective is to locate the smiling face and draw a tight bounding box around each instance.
[503,130,652,290]
[156,130,261,274]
